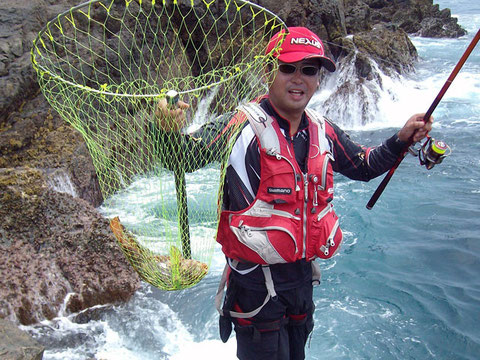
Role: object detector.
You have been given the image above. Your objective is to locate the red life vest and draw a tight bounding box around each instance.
[217,103,343,264]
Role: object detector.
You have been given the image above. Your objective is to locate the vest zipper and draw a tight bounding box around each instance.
[238,223,299,254]
[266,149,300,191]
[249,207,301,220]
[317,203,333,221]
[302,172,308,259]
[319,219,340,257]
[319,153,333,191]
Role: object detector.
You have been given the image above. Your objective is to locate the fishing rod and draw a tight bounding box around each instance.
[367,28,480,210]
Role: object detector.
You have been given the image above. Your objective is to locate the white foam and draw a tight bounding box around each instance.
[311,27,480,132]
[46,169,78,197]
[171,339,236,360]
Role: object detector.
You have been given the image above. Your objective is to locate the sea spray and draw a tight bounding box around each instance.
[46,168,78,197]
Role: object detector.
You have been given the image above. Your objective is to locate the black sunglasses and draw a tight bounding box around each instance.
[278,64,320,76]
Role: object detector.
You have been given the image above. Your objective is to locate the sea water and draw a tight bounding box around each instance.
[23,1,480,359]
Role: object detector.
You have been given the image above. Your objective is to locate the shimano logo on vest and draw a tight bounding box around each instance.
[267,187,292,194]
[291,37,322,50]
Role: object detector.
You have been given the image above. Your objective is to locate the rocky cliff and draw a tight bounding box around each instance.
[1,0,141,330]
[0,0,465,354]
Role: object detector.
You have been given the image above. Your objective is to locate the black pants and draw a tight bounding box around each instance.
[223,277,314,360]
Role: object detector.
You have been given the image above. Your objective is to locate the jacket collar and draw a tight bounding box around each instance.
[260,98,309,136]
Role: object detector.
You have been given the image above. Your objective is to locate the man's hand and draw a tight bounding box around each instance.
[397,113,434,143]
[154,97,190,132]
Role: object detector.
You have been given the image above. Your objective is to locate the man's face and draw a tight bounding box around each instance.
[267,59,320,118]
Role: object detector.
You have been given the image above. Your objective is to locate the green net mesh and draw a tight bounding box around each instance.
[31,0,285,290]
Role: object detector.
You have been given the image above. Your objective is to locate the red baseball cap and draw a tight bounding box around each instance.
[266,27,336,72]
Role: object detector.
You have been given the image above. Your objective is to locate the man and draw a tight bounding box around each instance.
[154,27,432,360]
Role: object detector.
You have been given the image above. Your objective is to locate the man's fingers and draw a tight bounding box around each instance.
[155,97,189,132]
[177,100,190,110]
[398,113,434,142]
[413,131,427,142]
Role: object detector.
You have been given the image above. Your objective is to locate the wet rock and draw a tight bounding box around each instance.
[0,167,140,325]
[417,14,466,38]
[0,94,104,206]
[343,0,466,38]
[0,317,44,360]
[71,304,113,324]
[352,23,418,75]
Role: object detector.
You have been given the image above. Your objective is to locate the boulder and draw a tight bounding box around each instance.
[0,167,140,325]
[352,22,418,75]
[1,93,104,206]
[343,0,466,38]
[0,317,44,360]
[0,0,79,123]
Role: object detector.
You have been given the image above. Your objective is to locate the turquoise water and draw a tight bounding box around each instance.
[24,1,480,359]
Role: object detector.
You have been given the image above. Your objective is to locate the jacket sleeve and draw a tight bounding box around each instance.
[325,119,408,181]
[148,112,242,173]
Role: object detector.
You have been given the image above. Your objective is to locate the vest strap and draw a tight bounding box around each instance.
[311,260,321,286]
[237,103,331,155]
[236,103,280,152]
[215,264,277,319]
[305,108,330,155]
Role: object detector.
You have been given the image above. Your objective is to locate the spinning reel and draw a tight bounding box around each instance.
[409,136,451,170]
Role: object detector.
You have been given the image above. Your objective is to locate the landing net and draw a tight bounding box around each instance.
[31,0,285,290]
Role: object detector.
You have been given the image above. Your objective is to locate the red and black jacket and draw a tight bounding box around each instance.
[150,97,408,291]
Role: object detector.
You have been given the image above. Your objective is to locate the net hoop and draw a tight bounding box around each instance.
[31,0,286,99]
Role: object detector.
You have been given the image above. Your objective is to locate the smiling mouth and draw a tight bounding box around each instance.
[288,90,303,95]
[289,89,304,97]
